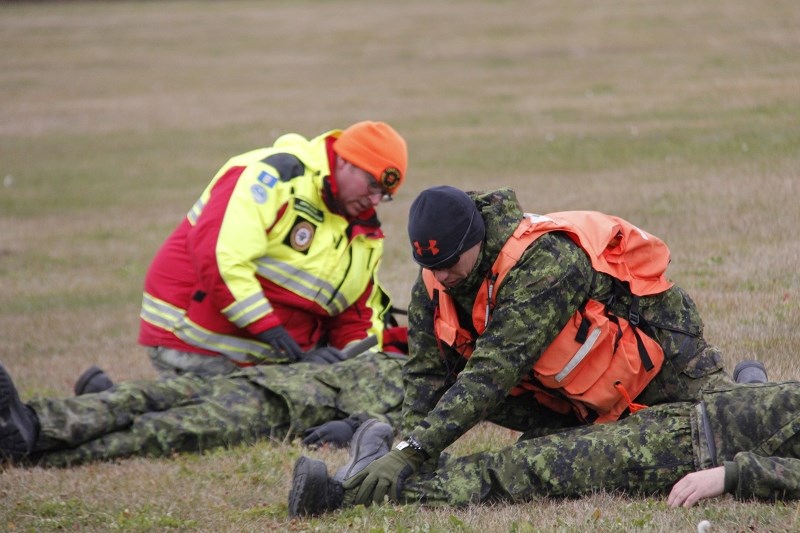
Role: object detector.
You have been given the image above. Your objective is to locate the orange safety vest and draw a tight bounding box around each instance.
[423,211,674,423]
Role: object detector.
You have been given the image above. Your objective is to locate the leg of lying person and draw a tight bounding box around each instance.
[288,382,800,516]
[30,374,213,450]
[401,403,696,506]
[31,375,288,467]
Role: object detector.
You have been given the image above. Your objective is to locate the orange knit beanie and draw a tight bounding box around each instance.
[333,121,408,195]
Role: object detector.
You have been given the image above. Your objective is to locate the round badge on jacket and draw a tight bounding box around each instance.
[290,220,315,252]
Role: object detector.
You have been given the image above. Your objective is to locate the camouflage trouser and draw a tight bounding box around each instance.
[634,342,733,407]
[402,402,697,506]
[29,373,288,467]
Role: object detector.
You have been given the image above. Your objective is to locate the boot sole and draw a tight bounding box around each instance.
[74,365,112,396]
[288,456,330,517]
[0,363,35,461]
[733,361,768,384]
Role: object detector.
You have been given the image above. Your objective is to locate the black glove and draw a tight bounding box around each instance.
[301,346,348,365]
[301,418,359,448]
[256,326,303,360]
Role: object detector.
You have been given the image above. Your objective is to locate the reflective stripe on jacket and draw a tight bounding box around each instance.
[423,211,674,423]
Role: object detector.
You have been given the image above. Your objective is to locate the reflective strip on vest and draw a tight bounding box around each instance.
[255,256,350,314]
[555,326,602,383]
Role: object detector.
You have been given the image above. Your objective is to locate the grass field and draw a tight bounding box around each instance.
[1,0,799,530]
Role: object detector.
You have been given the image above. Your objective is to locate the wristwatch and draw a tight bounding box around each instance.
[395,435,430,460]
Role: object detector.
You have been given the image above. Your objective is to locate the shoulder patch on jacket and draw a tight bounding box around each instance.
[256,170,278,188]
[250,184,268,204]
[262,153,306,182]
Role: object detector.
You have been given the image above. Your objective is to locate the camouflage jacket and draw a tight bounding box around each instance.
[404,187,723,456]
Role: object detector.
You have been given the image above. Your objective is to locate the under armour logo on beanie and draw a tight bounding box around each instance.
[413,240,440,258]
[408,186,485,269]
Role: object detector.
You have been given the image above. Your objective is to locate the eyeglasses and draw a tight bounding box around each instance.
[366,175,393,203]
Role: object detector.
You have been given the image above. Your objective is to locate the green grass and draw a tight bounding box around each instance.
[2,0,800,530]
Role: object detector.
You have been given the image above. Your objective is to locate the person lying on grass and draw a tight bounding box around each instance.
[0,349,404,467]
[289,373,800,517]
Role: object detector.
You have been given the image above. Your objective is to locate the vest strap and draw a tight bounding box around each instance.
[614,381,648,414]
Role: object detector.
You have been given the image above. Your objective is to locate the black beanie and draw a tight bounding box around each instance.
[408,186,486,269]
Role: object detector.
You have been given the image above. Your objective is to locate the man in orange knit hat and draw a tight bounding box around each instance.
[77,122,409,391]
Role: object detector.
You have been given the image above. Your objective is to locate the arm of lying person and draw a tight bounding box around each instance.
[669,453,800,507]
[727,453,800,503]
[667,467,725,508]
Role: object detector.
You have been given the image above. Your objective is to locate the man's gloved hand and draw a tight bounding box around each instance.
[256,326,303,361]
[301,346,348,365]
[342,445,426,505]
[301,418,358,448]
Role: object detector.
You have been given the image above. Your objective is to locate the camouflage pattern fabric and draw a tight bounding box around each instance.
[245,349,405,431]
[28,350,405,467]
[401,382,800,506]
[404,187,732,457]
[703,382,800,501]
[402,402,695,506]
[31,373,280,467]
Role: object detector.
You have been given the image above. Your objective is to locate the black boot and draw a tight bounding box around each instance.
[733,360,768,384]
[74,365,114,395]
[288,456,344,517]
[288,419,393,517]
[0,362,40,462]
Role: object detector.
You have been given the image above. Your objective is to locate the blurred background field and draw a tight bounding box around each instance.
[1,0,799,530]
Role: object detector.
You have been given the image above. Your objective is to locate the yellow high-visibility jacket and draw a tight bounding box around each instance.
[139,130,392,364]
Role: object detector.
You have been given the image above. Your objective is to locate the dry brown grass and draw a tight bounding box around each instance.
[1,0,800,530]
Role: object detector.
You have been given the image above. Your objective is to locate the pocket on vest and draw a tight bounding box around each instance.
[532,300,665,417]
